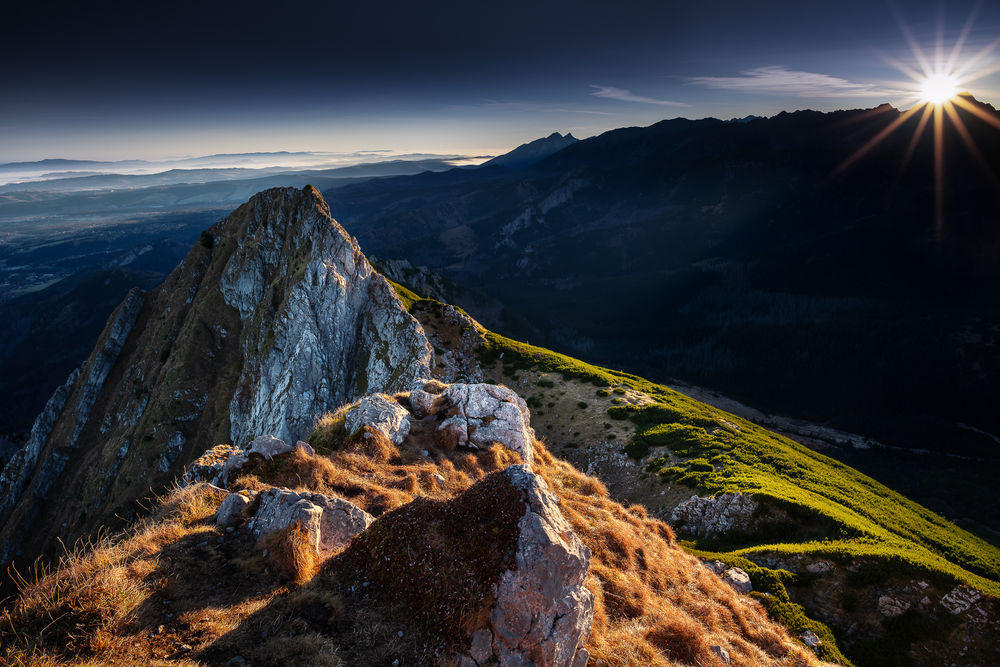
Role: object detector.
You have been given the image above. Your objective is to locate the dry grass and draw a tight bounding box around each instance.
[263,524,318,585]
[3,393,828,666]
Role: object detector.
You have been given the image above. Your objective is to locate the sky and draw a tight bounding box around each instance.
[3,0,999,162]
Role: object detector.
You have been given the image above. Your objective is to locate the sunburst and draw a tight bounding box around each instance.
[836,8,1000,239]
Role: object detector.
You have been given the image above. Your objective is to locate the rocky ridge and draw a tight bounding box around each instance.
[0,186,431,574]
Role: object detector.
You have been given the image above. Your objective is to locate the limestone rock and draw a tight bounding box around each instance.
[709,644,731,664]
[878,595,911,617]
[806,560,834,574]
[248,435,294,460]
[801,630,822,648]
[437,384,535,464]
[409,388,439,418]
[294,441,316,456]
[216,492,255,528]
[182,445,248,488]
[940,585,982,615]
[344,394,411,445]
[249,488,374,556]
[722,567,753,594]
[670,493,758,537]
[470,629,493,664]
[491,465,592,667]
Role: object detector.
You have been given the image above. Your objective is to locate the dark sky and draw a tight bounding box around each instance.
[3,0,999,160]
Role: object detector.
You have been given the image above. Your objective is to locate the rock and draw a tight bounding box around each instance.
[572,647,590,667]
[344,394,411,445]
[249,488,374,556]
[248,435,294,460]
[800,630,822,648]
[722,567,753,594]
[470,628,493,664]
[709,644,731,663]
[940,585,983,615]
[216,492,255,528]
[437,384,535,464]
[806,560,834,574]
[878,595,911,617]
[182,445,248,488]
[409,389,439,418]
[294,441,316,456]
[223,187,433,447]
[703,559,726,575]
[670,493,758,537]
[491,465,592,667]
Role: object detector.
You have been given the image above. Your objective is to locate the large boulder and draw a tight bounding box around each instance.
[344,394,411,445]
[489,465,592,667]
[248,488,374,556]
[436,384,536,465]
[247,435,295,460]
[216,491,255,528]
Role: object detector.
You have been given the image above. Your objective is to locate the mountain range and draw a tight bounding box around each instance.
[2,186,999,666]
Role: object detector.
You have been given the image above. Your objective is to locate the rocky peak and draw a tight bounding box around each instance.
[0,186,431,573]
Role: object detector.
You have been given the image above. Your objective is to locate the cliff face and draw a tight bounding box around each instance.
[0,186,432,571]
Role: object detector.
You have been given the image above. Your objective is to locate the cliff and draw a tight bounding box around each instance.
[0,186,431,572]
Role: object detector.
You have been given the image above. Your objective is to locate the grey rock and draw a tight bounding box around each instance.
[800,630,822,648]
[571,647,590,667]
[437,384,535,464]
[249,487,374,556]
[409,388,439,418]
[722,567,753,594]
[940,585,983,615]
[470,628,493,664]
[294,441,316,456]
[878,595,911,617]
[709,644,731,664]
[344,394,411,445]
[248,435,294,460]
[491,465,592,667]
[223,188,432,447]
[670,493,758,537]
[805,560,834,574]
[216,492,255,528]
[182,445,249,489]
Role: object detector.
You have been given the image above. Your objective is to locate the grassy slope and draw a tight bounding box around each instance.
[393,282,1000,600]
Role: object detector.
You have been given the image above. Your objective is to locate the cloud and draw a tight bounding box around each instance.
[688,66,908,98]
[449,100,615,116]
[589,85,690,107]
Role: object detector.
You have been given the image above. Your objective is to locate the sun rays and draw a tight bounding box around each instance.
[836,8,1000,239]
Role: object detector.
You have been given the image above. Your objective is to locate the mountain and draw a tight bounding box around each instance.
[0,186,431,571]
[323,101,1000,534]
[3,187,1000,666]
[481,131,579,169]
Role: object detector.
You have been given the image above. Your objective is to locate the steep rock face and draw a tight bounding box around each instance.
[0,186,431,574]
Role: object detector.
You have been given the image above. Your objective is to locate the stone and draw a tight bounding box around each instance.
[878,595,911,617]
[670,493,758,537]
[722,567,753,594]
[182,444,248,488]
[437,384,536,464]
[409,389,439,418]
[801,630,822,648]
[248,435,294,460]
[294,441,316,456]
[940,585,982,615]
[344,394,411,445]
[216,491,255,528]
[806,560,834,574]
[249,487,374,556]
[709,644,731,664]
[571,647,590,667]
[491,465,592,667]
[703,559,726,575]
[470,629,493,664]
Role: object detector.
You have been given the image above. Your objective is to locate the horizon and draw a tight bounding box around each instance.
[3,0,999,163]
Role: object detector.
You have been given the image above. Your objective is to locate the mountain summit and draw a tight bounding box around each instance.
[481,131,579,169]
[0,186,431,569]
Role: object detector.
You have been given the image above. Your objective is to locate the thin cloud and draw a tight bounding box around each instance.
[448,100,615,116]
[589,85,690,107]
[688,66,908,98]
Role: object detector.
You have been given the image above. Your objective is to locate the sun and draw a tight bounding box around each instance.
[919,73,959,105]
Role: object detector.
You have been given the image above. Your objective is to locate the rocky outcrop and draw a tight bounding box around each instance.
[215,491,254,528]
[436,383,535,464]
[344,394,411,445]
[670,492,758,537]
[0,186,432,573]
[722,567,753,594]
[488,465,593,667]
[248,488,374,557]
[182,444,248,488]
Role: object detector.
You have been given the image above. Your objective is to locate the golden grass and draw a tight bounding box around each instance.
[3,398,828,666]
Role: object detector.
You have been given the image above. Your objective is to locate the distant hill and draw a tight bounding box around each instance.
[481,131,579,169]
